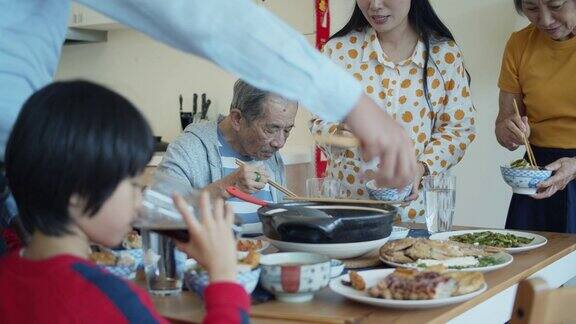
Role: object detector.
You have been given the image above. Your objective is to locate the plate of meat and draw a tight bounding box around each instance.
[379,238,513,273]
[329,267,487,309]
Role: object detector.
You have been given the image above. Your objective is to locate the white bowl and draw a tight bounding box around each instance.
[330,259,345,279]
[260,252,331,303]
[267,236,389,259]
[389,226,410,241]
[500,166,552,195]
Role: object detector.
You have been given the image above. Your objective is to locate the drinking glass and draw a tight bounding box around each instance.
[306,178,341,198]
[134,173,200,242]
[422,174,456,234]
[141,230,187,296]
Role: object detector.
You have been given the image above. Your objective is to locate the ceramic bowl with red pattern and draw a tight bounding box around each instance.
[259,252,331,303]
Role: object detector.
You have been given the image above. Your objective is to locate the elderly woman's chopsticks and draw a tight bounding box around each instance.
[512,99,538,168]
[234,159,298,198]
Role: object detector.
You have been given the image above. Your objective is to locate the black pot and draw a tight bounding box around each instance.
[258,202,396,244]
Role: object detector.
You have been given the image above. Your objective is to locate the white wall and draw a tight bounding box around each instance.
[428,0,524,228]
[57,27,316,152]
[56,1,526,228]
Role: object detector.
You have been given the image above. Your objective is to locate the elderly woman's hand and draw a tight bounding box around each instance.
[495,114,530,151]
[532,157,576,199]
[228,164,270,194]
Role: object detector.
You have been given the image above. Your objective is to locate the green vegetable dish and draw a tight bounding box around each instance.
[416,256,501,270]
[509,158,539,170]
[450,231,534,248]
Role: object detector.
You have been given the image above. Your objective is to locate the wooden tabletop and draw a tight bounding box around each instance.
[147,230,576,324]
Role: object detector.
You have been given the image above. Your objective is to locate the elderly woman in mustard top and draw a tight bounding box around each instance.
[496,0,576,233]
[311,0,477,223]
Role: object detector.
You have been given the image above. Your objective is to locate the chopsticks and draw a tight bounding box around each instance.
[235,159,298,198]
[512,99,538,168]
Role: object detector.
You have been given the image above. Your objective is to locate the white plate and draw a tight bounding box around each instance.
[429,230,547,254]
[267,237,389,259]
[380,252,513,273]
[329,269,487,309]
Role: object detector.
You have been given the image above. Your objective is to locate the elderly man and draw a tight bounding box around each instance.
[158,80,297,228]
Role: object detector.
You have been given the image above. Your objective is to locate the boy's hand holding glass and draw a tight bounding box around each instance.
[173,191,237,283]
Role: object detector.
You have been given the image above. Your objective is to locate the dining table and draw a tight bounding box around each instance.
[139,225,576,324]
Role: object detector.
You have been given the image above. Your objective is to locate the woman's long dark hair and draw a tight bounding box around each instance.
[331,0,469,107]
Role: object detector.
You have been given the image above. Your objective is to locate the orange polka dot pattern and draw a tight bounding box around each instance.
[314,28,476,223]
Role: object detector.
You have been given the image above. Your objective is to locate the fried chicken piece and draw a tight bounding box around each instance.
[380,238,417,252]
[239,250,260,269]
[122,231,142,249]
[237,239,263,252]
[445,271,485,295]
[89,251,118,266]
[348,271,366,291]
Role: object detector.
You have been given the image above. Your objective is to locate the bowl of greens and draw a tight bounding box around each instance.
[500,159,551,195]
[429,229,548,254]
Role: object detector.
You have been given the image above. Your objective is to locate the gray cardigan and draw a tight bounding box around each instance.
[157,116,286,202]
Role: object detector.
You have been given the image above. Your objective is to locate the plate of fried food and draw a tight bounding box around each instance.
[379,238,513,273]
[330,266,487,309]
[90,248,138,279]
[429,230,547,254]
[236,238,270,259]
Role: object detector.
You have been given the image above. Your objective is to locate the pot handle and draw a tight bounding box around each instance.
[272,215,342,240]
[225,186,268,207]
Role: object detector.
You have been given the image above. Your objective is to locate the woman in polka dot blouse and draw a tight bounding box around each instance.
[311,0,477,223]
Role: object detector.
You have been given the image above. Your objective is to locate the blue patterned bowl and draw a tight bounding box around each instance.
[102,264,137,279]
[500,166,552,195]
[98,249,143,279]
[116,248,144,268]
[184,267,261,297]
[365,180,412,201]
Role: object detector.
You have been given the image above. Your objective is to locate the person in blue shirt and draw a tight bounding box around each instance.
[158,80,296,233]
[0,0,418,248]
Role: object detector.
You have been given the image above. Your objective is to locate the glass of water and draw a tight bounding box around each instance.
[422,174,456,234]
[306,178,341,198]
[141,230,187,296]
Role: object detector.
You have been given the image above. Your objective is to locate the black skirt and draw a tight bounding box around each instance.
[505,146,576,233]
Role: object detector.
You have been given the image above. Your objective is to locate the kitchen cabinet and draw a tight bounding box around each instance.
[254,0,315,35]
[68,3,120,30]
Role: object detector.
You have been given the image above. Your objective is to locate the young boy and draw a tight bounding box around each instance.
[0,81,249,323]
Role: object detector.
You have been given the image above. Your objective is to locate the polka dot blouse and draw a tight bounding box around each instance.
[311,27,477,223]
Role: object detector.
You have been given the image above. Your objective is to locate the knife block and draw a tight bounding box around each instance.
[180,112,193,130]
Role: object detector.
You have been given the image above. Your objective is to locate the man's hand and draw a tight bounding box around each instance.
[345,94,417,188]
[226,164,269,194]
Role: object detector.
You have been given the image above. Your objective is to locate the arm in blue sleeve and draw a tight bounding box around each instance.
[77,0,361,121]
